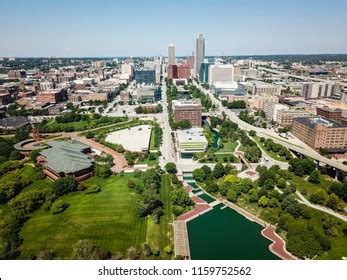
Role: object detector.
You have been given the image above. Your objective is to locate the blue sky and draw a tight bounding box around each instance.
[1,0,346,57]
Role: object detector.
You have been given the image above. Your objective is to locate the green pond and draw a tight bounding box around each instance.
[187,205,279,260]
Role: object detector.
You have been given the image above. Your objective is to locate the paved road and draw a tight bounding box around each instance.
[193,81,347,173]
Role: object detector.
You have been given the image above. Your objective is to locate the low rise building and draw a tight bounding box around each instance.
[264,101,289,121]
[292,116,347,152]
[316,106,342,122]
[243,81,281,96]
[36,89,67,104]
[176,128,208,156]
[276,110,312,127]
[208,64,234,85]
[37,140,94,181]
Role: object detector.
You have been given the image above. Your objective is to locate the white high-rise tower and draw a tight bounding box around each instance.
[168,43,176,65]
[195,33,205,77]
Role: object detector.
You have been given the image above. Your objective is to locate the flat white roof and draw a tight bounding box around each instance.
[105,124,152,152]
[176,128,207,143]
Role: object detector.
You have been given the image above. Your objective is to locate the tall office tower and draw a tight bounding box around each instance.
[195,33,205,78]
[168,43,176,65]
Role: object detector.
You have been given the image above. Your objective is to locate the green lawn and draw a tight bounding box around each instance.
[145,175,173,259]
[149,128,157,151]
[253,136,288,162]
[219,141,238,153]
[19,174,147,259]
[137,153,159,166]
[46,120,90,131]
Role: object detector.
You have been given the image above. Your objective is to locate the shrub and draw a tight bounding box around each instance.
[86,185,101,194]
[51,200,70,214]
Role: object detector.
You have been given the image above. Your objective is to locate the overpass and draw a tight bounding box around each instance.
[194,81,347,173]
[257,66,337,83]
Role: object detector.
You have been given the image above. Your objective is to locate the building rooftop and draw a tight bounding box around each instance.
[40,140,93,174]
[172,99,201,108]
[317,106,342,113]
[295,116,346,129]
[0,116,29,128]
[176,128,208,144]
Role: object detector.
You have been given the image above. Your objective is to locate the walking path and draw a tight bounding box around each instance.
[296,191,347,222]
[261,226,297,260]
[75,136,128,173]
[173,221,191,259]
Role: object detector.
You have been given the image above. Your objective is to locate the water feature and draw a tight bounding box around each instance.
[182,174,279,260]
[187,205,279,260]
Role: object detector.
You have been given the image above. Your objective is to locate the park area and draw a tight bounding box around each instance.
[17,173,174,259]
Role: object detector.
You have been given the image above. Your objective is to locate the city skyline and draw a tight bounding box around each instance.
[0,0,346,57]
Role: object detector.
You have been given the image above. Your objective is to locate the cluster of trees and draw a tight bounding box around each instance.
[152,124,163,148]
[171,186,194,216]
[175,120,191,130]
[124,151,140,165]
[192,164,237,195]
[189,85,213,111]
[259,137,293,160]
[288,158,316,177]
[95,164,112,179]
[222,100,246,109]
[240,133,262,163]
[135,104,163,114]
[0,137,22,163]
[129,169,164,224]
[7,103,48,117]
[239,111,267,128]
[38,114,127,133]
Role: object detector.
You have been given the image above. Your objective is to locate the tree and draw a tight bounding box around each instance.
[52,176,77,196]
[165,162,177,174]
[177,119,191,129]
[205,179,219,193]
[71,240,111,260]
[227,188,238,202]
[95,164,112,179]
[249,130,256,137]
[308,169,320,184]
[15,126,30,142]
[85,131,95,139]
[258,196,269,207]
[212,163,225,178]
[288,158,315,177]
[309,189,328,205]
[192,168,206,182]
[326,194,340,211]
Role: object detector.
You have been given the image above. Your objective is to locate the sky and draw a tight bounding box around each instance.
[0,0,346,57]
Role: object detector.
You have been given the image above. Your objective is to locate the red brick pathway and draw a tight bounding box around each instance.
[261,226,297,260]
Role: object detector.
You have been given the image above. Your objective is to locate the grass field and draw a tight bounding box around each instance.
[149,128,157,151]
[19,174,147,259]
[18,172,174,259]
[253,136,288,162]
[219,141,238,153]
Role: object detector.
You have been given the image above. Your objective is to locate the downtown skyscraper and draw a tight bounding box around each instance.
[168,43,175,65]
[195,33,205,78]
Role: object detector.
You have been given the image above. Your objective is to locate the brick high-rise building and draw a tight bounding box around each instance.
[167,64,178,80]
[172,99,202,127]
[292,116,347,152]
[177,64,190,79]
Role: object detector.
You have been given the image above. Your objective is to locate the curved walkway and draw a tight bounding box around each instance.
[261,226,297,260]
[76,136,128,173]
[296,191,347,222]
